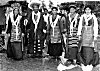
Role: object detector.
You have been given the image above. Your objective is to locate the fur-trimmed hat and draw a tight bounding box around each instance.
[69,4,76,9]
[28,0,41,10]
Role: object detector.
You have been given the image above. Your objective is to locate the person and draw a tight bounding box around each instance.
[43,8,49,26]
[59,6,69,52]
[46,6,63,59]
[60,4,80,66]
[77,5,99,69]
[0,6,7,53]
[57,4,80,71]
[26,1,46,57]
[6,7,25,60]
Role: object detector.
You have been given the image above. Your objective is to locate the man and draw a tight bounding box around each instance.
[27,1,46,57]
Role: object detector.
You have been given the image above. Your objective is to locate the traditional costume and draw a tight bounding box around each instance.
[6,10,24,60]
[77,13,99,66]
[47,7,63,57]
[63,5,80,64]
[27,1,46,57]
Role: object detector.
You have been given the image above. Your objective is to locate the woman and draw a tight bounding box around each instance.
[47,7,63,59]
[6,8,24,60]
[64,5,80,65]
[77,5,99,67]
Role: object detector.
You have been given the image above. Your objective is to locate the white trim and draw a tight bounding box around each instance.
[68,13,79,36]
[10,12,22,40]
[32,11,41,32]
[49,15,60,36]
[83,14,93,26]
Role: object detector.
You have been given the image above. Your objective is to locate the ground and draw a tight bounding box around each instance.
[0,53,59,71]
[0,53,100,71]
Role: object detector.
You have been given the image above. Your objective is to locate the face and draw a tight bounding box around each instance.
[33,5,39,13]
[61,10,65,14]
[14,8,19,15]
[44,10,48,14]
[85,7,91,14]
[52,8,57,15]
[70,7,76,13]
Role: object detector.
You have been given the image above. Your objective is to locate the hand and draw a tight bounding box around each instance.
[7,34,10,37]
[43,29,46,33]
[22,33,24,37]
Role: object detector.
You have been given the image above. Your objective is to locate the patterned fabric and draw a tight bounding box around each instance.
[50,25,61,43]
[81,18,94,47]
[65,13,79,48]
[33,36,43,54]
[49,15,62,43]
[11,23,22,42]
[9,14,22,42]
[68,28,79,48]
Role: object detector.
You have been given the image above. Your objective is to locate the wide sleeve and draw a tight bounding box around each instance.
[46,16,51,35]
[77,15,83,36]
[93,15,98,40]
[20,16,25,34]
[26,13,33,30]
[41,14,47,30]
[60,16,67,33]
[6,16,12,34]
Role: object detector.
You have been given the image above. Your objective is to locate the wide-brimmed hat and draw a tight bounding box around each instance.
[28,0,41,10]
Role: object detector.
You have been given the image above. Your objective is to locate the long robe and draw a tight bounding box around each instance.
[27,11,46,56]
[47,14,63,56]
[6,12,25,60]
[65,13,79,60]
[77,13,99,66]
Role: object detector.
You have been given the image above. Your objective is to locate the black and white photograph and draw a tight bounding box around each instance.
[0,0,100,71]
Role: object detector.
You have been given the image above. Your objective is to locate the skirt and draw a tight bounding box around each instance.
[7,41,22,60]
[48,43,63,56]
[65,47,78,60]
[77,46,99,66]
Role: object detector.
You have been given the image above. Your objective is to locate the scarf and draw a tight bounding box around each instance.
[10,12,22,40]
[68,13,79,35]
[50,15,60,36]
[32,11,40,32]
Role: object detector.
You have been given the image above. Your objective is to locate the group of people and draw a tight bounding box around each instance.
[3,1,99,71]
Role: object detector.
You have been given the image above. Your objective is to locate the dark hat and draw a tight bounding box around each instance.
[60,5,69,11]
[69,5,76,9]
[84,5,94,10]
